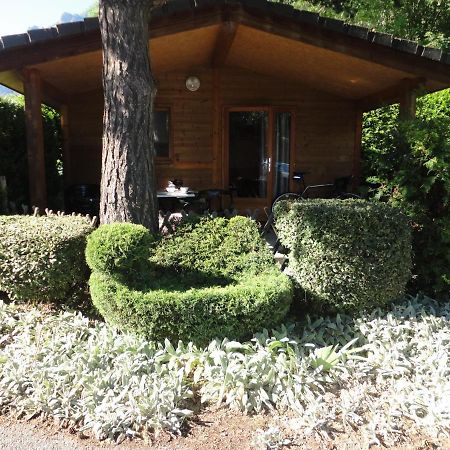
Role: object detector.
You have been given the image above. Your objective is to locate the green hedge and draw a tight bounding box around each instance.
[86,217,293,344]
[0,215,93,302]
[274,199,412,313]
[151,216,274,279]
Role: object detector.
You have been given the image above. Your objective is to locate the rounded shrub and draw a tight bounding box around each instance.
[86,217,293,345]
[85,222,155,277]
[274,199,412,313]
[0,215,93,302]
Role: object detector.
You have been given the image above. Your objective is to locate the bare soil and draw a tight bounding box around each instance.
[1,408,449,450]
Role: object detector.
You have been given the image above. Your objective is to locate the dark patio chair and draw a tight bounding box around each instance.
[185,188,235,214]
[64,183,100,216]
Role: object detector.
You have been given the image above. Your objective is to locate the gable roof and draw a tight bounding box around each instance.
[1,0,449,108]
[1,0,448,64]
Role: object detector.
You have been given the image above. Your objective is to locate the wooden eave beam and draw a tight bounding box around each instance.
[0,70,24,93]
[357,77,425,111]
[41,80,70,108]
[211,21,238,67]
[0,31,101,73]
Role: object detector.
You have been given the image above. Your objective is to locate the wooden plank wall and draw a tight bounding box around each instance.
[66,66,356,193]
[155,69,214,190]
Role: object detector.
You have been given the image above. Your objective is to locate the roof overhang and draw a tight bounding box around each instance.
[1,0,449,109]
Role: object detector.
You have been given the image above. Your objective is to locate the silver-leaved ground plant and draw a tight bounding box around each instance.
[0,296,449,443]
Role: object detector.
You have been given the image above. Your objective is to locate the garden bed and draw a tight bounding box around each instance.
[0,296,449,448]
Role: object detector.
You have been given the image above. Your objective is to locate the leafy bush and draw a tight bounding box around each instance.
[0,215,93,302]
[274,199,412,313]
[151,216,274,279]
[362,89,450,298]
[86,217,293,344]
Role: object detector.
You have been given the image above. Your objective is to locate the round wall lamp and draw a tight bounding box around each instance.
[185,76,201,92]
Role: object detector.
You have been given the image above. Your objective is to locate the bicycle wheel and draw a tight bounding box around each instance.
[271,192,303,214]
[336,192,362,200]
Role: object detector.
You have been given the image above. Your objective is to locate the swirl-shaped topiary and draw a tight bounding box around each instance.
[86,217,292,344]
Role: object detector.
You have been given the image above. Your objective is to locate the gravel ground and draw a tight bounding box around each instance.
[0,416,146,450]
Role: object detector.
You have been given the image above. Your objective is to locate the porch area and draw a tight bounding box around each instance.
[1,0,449,213]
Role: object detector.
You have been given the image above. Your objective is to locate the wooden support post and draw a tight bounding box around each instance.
[60,105,71,187]
[399,88,417,120]
[212,68,222,187]
[23,68,47,209]
[353,108,363,189]
[0,176,7,214]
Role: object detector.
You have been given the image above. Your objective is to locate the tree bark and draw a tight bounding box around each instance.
[99,0,159,231]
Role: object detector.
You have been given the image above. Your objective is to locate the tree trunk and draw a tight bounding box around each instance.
[99,0,158,231]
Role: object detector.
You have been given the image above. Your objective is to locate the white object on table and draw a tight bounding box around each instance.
[157,190,197,199]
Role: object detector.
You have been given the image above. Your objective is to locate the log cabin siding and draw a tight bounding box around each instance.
[66,66,357,196]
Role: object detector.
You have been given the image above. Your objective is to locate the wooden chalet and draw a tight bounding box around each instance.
[1,0,450,212]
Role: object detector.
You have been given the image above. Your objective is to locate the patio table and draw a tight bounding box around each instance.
[157,190,198,217]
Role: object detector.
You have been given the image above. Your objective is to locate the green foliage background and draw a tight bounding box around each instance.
[0,97,63,209]
[362,91,450,298]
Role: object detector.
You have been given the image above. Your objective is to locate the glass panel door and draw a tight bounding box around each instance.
[228,111,269,199]
[273,112,292,198]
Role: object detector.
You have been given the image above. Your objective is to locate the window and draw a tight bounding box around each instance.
[153,110,170,158]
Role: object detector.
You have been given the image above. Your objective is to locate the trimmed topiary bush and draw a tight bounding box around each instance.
[85,222,156,279]
[86,217,293,344]
[274,199,412,313]
[0,215,94,302]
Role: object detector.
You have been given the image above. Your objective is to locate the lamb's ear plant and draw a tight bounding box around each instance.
[253,427,291,450]
[311,346,339,371]
[0,295,449,444]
